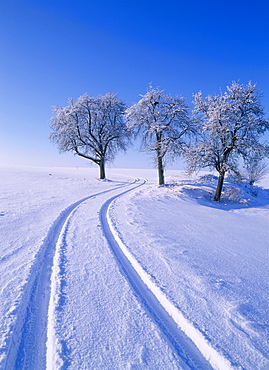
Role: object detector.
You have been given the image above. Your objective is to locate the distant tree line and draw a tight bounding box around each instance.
[50,82,269,201]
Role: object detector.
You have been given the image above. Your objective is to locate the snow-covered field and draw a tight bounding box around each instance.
[0,165,268,369]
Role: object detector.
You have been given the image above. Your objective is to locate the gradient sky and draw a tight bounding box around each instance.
[0,0,268,169]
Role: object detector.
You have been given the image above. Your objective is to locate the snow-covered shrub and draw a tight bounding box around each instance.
[244,159,268,185]
[222,186,243,202]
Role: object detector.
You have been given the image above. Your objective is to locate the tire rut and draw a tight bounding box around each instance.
[100,181,232,370]
[3,182,134,369]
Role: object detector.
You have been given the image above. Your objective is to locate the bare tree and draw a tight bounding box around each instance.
[125,85,192,185]
[50,93,130,179]
[185,82,269,201]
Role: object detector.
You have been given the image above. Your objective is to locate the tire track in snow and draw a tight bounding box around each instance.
[100,182,233,370]
[3,180,136,370]
[46,179,144,369]
[46,207,76,369]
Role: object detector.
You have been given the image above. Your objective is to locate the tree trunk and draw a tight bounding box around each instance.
[99,158,106,180]
[156,131,165,186]
[157,154,165,185]
[214,172,225,201]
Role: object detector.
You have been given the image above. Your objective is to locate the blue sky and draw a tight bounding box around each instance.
[0,0,268,169]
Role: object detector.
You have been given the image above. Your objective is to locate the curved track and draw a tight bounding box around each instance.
[3,181,135,369]
[3,178,231,369]
[100,181,222,370]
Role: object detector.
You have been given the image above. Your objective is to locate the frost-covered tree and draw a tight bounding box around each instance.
[50,93,130,179]
[244,154,268,185]
[125,86,192,185]
[185,82,269,201]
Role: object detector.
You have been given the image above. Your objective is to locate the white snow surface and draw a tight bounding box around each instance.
[0,165,268,369]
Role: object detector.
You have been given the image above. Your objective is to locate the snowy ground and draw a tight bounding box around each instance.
[0,165,268,369]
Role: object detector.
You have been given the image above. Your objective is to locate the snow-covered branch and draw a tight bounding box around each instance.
[125,85,193,185]
[185,81,269,201]
[50,93,131,179]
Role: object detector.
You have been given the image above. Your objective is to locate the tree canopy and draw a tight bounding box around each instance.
[125,86,192,185]
[50,93,130,179]
[185,81,269,201]
[49,82,268,195]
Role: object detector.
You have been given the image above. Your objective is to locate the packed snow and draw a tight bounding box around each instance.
[0,165,268,369]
